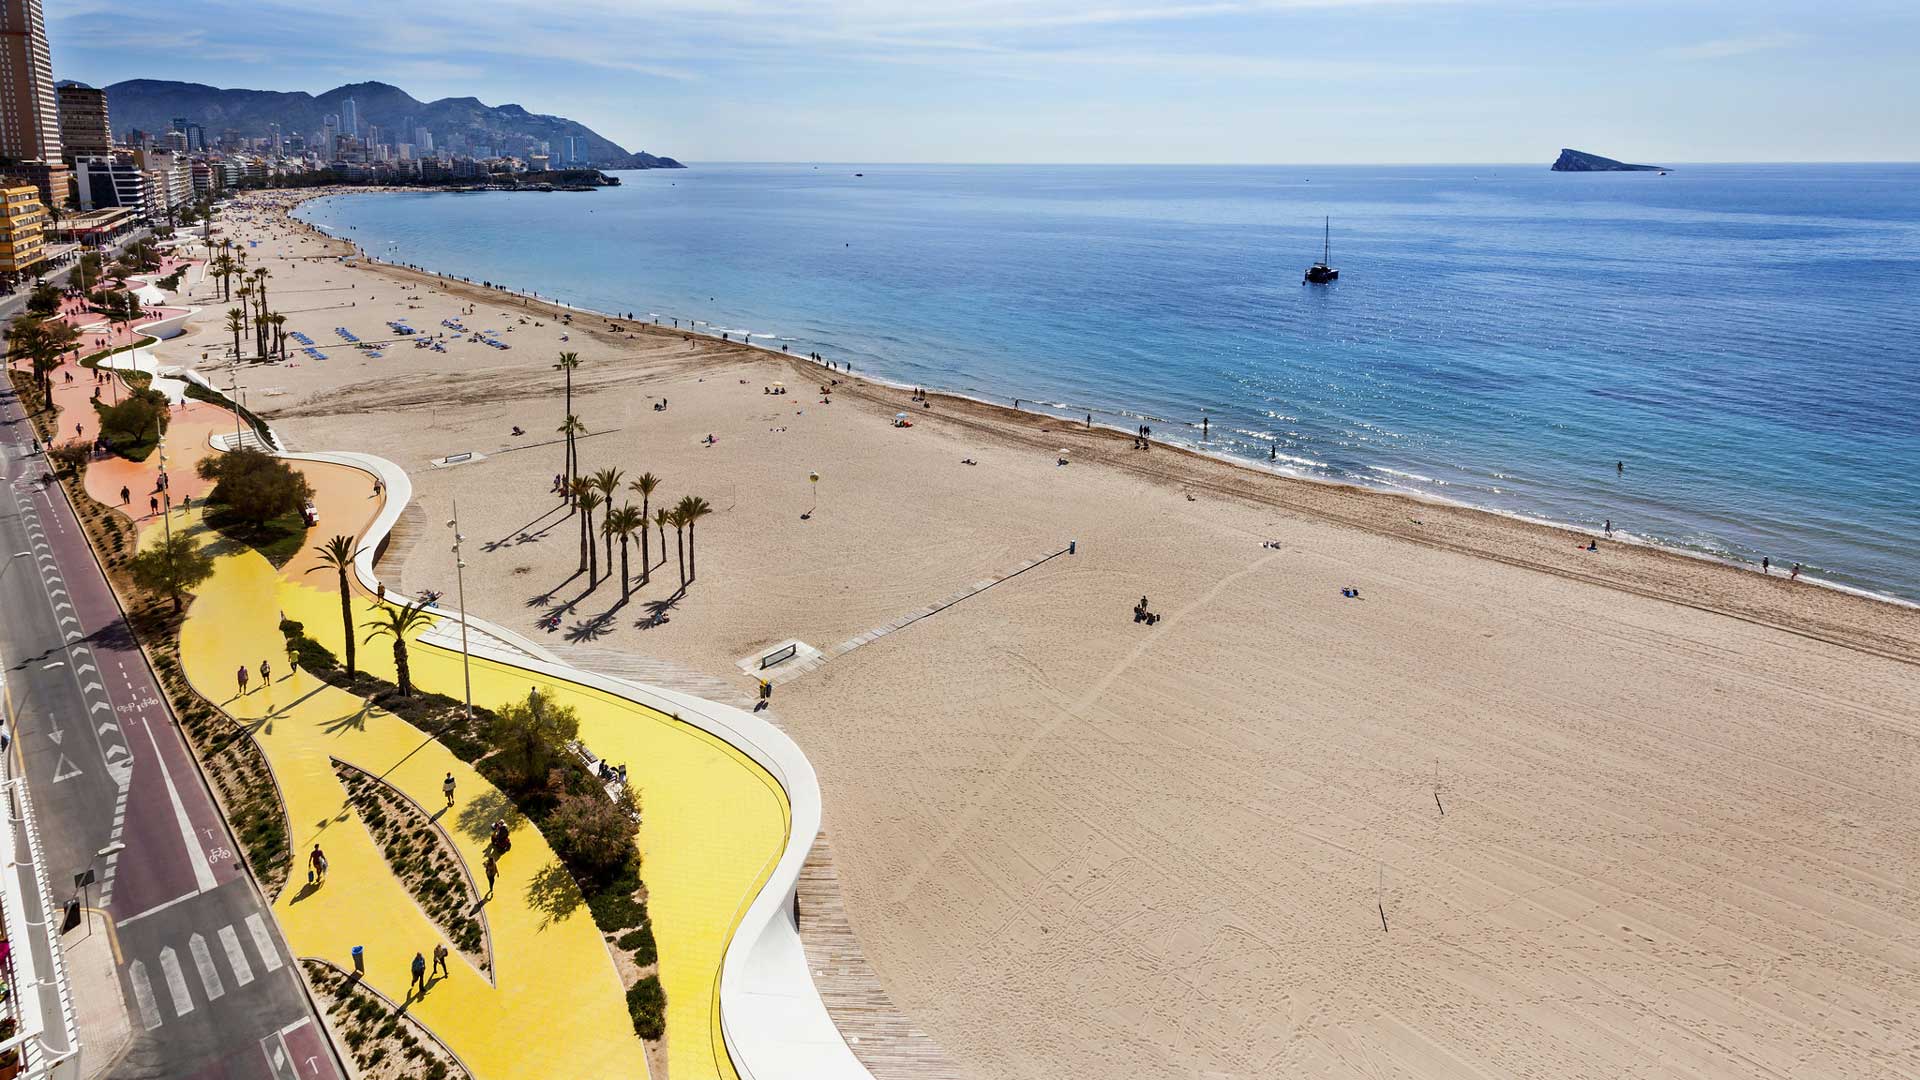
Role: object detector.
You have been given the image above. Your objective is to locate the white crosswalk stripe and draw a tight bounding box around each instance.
[128,960,163,1031]
[158,946,193,1018]
[190,932,225,1001]
[219,924,255,987]
[246,913,284,972]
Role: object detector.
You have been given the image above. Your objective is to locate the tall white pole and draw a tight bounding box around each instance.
[449,500,473,720]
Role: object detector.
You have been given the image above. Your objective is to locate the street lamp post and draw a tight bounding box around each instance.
[446,501,474,721]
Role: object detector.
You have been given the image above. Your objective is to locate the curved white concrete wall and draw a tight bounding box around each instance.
[278,449,875,1080]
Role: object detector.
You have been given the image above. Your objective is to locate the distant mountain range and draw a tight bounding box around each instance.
[1551,148,1663,172]
[95,79,683,169]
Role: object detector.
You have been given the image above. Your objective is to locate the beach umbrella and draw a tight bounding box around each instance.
[803,470,820,520]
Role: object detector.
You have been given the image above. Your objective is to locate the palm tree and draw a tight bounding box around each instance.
[362,599,435,696]
[235,285,253,346]
[604,505,644,602]
[677,495,714,582]
[590,467,624,570]
[654,507,673,584]
[268,313,288,361]
[208,254,234,301]
[627,472,659,584]
[556,415,585,505]
[224,308,245,360]
[305,535,359,674]
[554,351,581,488]
[669,506,687,588]
[568,476,595,572]
[577,489,604,584]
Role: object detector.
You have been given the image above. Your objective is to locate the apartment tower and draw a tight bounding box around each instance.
[0,0,68,206]
[57,82,112,157]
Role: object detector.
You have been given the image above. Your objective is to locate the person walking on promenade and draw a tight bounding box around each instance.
[260,659,271,684]
[150,495,160,516]
[432,942,449,980]
[120,485,129,505]
[309,843,328,883]
[237,664,250,695]
[410,951,427,994]
[442,772,456,807]
[483,853,498,896]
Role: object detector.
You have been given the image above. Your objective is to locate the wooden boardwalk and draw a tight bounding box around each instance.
[798,830,961,1080]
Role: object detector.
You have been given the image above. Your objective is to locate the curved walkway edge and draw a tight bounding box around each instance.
[278,449,876,1080]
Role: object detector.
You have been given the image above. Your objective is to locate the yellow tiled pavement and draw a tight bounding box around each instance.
[167,477,790,1080]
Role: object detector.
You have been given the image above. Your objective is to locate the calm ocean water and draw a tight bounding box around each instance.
[296,164,1920,602]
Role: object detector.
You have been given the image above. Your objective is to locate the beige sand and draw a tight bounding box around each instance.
[176,190,1920,1080]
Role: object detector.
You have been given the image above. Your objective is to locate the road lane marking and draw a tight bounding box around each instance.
[246,913,284,972]
[140,711,218,891]
[190,932,225,1000]
[118,890,200,927]
[128,960,163,1030]
[219,924,255,986]
[159,946,193,1017]
[51,753,81,782]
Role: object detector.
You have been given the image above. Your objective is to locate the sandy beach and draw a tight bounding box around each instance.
[171,188,1920,1079]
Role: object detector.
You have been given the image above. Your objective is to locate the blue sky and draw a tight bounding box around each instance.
[48,0,1919,163]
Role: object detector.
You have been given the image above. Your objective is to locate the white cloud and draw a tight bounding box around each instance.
[1663,32,1803,61]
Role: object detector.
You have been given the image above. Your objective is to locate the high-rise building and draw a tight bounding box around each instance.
[0,0,68,207]
[341,97,358,137]
[414,127,432,153]
[75,154,149,218]
[268,121,282,155]
[56,82,111,158]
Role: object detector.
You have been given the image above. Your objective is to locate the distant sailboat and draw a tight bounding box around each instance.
[1304,217,1338,284]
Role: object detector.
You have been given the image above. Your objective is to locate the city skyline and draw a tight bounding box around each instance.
[44,0,1920,165]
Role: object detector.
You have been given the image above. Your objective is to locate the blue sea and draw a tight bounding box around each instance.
[296,164,1920,602]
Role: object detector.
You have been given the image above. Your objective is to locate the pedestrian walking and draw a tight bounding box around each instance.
[1790,562,1801,580]
[432,942,449,979]
[120,485,130,504]
[260,659,271,683]
[237,664,250,695]
[150,495,159,515]
[1762,557,1770,575]
[410,951,427,994]
[442,772,456,807]
[483,853,497,895]
[309,843,327,882]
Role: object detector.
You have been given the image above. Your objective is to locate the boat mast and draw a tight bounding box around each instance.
[1323,216,1330,263]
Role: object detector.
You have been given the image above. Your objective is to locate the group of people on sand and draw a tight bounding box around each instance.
[1133,595,1161,625]
[1132,424,1153,450]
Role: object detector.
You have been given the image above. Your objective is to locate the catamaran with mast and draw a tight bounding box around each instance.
[1304,217,1338,284]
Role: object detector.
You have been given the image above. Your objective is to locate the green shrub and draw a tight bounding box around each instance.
[626,975,666,1040]
[616,923,657,966]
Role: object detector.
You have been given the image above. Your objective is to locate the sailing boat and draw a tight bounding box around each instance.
[1304,217,1338,284]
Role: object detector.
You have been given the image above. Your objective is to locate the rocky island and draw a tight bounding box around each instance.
[1552,148,1664,172]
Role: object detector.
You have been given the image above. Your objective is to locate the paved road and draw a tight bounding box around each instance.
[0,381,338,1080]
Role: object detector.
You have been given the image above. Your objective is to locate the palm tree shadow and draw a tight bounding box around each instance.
[320,701,373,736]
[636,593,682,630]
[455,789,523,844]
[526,860,583,929]
[563,612,615,643]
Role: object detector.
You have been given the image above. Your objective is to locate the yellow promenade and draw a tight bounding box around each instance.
[156,454,791,1080]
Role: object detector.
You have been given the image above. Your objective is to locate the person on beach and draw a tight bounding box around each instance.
[1791,563,1801,579]
[1762,557,1770,574]
[1604,519,1612,536]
